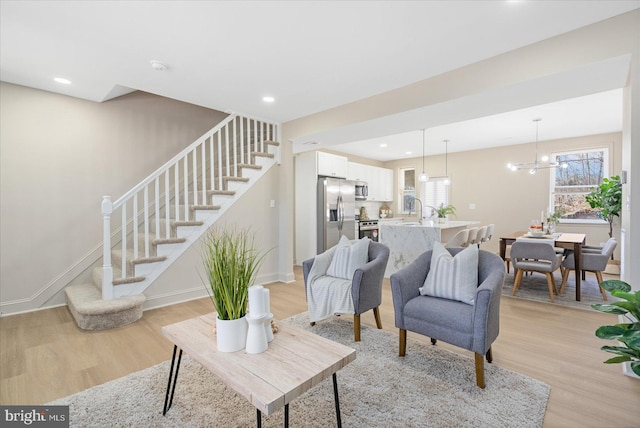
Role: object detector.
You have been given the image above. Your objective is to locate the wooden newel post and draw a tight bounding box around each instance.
[102,196,114,300]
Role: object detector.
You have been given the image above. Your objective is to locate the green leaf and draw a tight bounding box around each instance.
[591,303,627,315]
[601,345,640,358]
[603,355,632,364]
[596,325,626,339]
[599,280,631,293]
[631,361,640,377]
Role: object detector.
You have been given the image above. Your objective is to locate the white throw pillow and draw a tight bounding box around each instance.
[419,241,479,305]
[327,236,370,280]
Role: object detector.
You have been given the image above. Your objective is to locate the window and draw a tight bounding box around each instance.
[550,148,608,222]
[421,177,449,216]
[399,168,415,214]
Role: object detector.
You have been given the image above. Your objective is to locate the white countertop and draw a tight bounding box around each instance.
[380,220,479,229]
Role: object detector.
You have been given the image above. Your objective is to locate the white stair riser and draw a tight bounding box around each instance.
[176,225,201,239]
[193,210,219,222]
[155,243,184,258]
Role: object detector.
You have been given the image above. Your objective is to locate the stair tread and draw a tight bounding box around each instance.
[174,220,204,226]
[223,176,250,182]
[208,190,236,195]
[153,237,187,245]
[66,283,145,314]
[252,152,275,158]
[238,163,262,170]
[190,204,221,210]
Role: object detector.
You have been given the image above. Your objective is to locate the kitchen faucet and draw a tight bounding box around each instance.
[411,198,438,224]
[412,198,424,225]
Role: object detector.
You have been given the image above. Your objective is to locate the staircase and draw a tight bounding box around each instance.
[65,114,280,330]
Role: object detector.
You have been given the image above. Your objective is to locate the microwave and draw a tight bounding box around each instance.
[355,181,368,201]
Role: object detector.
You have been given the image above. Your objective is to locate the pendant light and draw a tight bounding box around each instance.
[418,129,429,182]
[507,118,568,173]
[443,139,451,185]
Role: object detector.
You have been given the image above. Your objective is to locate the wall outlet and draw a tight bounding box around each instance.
[469,203,476,209]
[270,199,276,208]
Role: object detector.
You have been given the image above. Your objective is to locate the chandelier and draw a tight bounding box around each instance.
[507,118,568,174]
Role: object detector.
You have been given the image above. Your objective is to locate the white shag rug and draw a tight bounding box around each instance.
[49,312,550,427]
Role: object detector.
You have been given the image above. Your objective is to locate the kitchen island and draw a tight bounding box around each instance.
[379,220,479,277]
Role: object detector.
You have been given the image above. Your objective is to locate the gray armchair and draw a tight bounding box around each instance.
[390,248,506,388]
[560,237,617,300]
[303,241,390,341]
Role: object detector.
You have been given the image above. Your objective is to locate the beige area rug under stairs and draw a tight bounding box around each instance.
[65,142,279,331]
[49,312,550,427]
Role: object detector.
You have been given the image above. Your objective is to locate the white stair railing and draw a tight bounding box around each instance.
[100,114,278,300]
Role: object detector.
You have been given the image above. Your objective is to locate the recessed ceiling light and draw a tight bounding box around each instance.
[380,144,387,148]
[54,77,71,85]
[405,151,412,155]
[263,96,275,103]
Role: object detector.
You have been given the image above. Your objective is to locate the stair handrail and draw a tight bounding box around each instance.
[101,113,278,300]
[111,114,236,210]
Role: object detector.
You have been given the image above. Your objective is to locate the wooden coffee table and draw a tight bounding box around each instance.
[161,312,356,427]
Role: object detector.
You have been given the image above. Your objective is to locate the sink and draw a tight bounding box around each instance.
[401,222,421,226]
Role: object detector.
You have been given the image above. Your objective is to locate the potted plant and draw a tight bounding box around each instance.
[201,226,269,352]
[435,203,456,223]
[591,279,640,378]
[585,175,622,240]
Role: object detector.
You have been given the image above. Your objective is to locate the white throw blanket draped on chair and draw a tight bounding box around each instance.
[306,246,354,322]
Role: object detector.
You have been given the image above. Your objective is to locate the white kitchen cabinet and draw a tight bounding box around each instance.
[347,162,367,181]
[347,161,393,202]
[380,167,394,201]
[317,152,348,178]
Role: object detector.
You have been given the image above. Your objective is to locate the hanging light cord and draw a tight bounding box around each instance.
[444,139,448,176]
[422,130,426,172]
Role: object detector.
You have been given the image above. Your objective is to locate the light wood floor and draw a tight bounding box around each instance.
[1,267,639,427]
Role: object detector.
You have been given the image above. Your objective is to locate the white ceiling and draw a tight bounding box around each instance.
[2,1,638,160]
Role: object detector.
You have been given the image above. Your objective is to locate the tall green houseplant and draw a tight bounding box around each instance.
[585,175,622,239]
[201,226,269,320]
[591,280,640,377]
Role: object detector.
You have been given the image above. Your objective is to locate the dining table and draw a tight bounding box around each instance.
[499,231,587,301]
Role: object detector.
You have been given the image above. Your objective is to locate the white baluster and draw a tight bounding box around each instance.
[155,177,160,242]
[174,161,180,221]
[209,134,214,193]
[121,201,127,276]
[164,171,170,239]
[239,116,244,164]
[133,194,138,260]
[144,186,150,258]
[192,149,198,206]
[225,123,230,183]
[183,156,188,221]
[217,131,222,190]
[201,141,206,204]
[102,196,114,300]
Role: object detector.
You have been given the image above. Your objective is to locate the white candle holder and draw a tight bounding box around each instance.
[264,313,274,342]
[245,313,268,354]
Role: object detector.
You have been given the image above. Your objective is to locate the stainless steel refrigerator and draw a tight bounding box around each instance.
[317,177,356,253]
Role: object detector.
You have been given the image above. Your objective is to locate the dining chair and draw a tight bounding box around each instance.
[444,228,470,248]
[466,227,479,247]
[559,238,617,300]
[510,241,563,302]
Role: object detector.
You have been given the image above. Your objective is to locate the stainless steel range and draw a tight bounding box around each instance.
[359,220,379,242]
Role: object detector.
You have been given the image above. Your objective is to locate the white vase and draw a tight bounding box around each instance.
[216,316,247,352]
[245,314,268,354]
